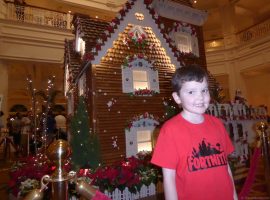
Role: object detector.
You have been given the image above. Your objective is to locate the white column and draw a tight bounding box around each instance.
[219,3,238,49]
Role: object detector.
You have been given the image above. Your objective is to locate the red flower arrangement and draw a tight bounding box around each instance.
[9,152,161,197]
[87,152,161,194]
[127,32,147,48]
[82,52,94,63]
[8,155,54,197]
[131,88,158,96]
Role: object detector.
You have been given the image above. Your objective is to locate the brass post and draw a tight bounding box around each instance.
[256,121,270,195]
[46,139,71,200]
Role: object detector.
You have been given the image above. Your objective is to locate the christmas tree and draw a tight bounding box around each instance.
[162,97,180,122]
[70,96,101,170]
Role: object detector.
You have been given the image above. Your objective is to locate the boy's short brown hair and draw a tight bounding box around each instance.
[171,64,208,93]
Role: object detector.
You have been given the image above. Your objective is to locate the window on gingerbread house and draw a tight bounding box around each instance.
[122,58,159,95]
[132,70,148,90]
[137,130,152,152]
[174,32,199,57]
[175,32,191,53]
[75,32,85,56]
[125,127,155,157]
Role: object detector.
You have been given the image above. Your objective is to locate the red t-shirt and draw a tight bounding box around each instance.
[151,114,234,200]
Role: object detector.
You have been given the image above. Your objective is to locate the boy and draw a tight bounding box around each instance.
[151,65,237,200]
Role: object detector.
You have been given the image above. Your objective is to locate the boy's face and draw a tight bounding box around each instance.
[172,78,210,117]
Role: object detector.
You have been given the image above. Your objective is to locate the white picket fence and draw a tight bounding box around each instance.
[69,183,156,200]
[104,183,156,200]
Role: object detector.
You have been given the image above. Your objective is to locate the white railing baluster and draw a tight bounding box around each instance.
[2,2,72,30]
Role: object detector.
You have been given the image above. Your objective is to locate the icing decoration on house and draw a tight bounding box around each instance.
[127,25,148,48]
[125,112,160,131]
[171,22,197,36]
[122,54,154,69]
[112,136,119,149]
[107,98,117,111]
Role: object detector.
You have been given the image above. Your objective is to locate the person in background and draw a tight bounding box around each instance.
[14,0,26,21]
[55,112,67,140]
[151,65,238,200]
[21,111,32,156]
[0,111,4,133]
[11,112,22,155]
[46,110,56,144]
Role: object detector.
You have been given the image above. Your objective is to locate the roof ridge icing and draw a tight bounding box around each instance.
[74,0,206,80]
[79,0,180,69]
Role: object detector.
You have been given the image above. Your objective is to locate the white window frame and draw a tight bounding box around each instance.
[122,58,159,94]
[125,126,156,157]
[174,31,199,57]
[75,31,85,56]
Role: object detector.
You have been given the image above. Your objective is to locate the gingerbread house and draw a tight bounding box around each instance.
[64,0,208,164]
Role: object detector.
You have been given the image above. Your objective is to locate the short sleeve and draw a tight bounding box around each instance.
[151,124,179,169]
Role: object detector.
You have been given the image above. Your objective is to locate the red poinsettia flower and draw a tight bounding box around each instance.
[101,34,107,41]
[128,32,134,38]
[118,167,133,185]
[126,2,131,9]
[127,173,140,187]
[83,52,94,61]
[144,0,153,5]
[107,26,114,33]
[96,44,101,51]
[112,18,120,25]
[119,9,126,17]
[104,167,119,182]
[137,53,144,59]
[149,9,155,15]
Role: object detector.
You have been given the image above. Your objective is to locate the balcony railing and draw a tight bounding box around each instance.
[204,18,270,51]
[237,18,270,44]
[1,1,73,30]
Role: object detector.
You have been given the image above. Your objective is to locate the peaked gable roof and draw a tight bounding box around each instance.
[89,0,180,68]
[72,0,186,79]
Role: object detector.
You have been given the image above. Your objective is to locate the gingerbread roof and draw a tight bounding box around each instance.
[68,0,208,83]
[72,0,183,78]
[73,14,109,53]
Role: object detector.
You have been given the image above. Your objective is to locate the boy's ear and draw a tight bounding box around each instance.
[172,92,181,104]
